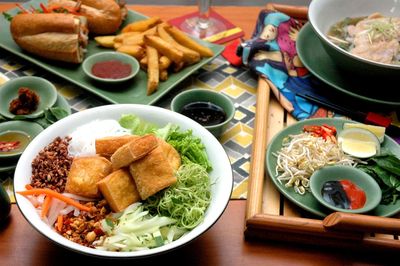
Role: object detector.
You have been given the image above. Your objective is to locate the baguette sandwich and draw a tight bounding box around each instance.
[10,13,89,63]
[48,0,126,35]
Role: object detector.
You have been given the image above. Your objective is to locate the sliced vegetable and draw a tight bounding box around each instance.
[94,203,178,251]
[41,195,52,218]
[17,188,91,212]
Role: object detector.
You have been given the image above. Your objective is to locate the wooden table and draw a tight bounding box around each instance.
[0,4,396,265]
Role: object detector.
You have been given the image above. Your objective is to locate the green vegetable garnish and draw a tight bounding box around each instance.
[357,154,400,204]
[145,163,212,229]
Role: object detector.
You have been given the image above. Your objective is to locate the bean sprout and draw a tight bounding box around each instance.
[273,132,358,195]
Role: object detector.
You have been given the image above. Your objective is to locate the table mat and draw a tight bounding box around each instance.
[0,49,259,200]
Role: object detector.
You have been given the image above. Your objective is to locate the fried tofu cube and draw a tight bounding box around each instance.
[157,138,181,171]
[129,145,177,200]
[95,135,139,157]
[65,156,112,198]
[110,134,158,170]
[97,169,141,213]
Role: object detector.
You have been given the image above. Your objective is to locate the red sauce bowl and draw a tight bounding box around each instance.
[82,52,139,83]
[310,165,382,214]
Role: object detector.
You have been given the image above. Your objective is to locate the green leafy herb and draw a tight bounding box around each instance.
[2,12,13,22]
[357,154,400,204]
[33,107,69,128]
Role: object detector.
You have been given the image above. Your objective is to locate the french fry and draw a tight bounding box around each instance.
[165,26,214,57]
[140,56,148,70]
[146,45,159,95]
[114,32,141,42]
[121,17,162,33]
[117,45,145,60]
[144,35,183,64]
[157,25,201,65]
[121,26,157,46]
[159,56,171,70]
[139,55,171,71]
[94,36,116,48]
[173,61,184,72]
[113,41,123,49]
[159,70,168,81]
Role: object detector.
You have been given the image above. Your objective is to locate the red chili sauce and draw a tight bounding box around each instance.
[91,60,132,79]
[321,179,366,210]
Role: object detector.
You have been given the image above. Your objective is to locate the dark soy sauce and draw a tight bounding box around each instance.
[180,101,226,126]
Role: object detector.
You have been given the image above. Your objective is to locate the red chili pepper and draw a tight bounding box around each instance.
[40,3,49,13]
[0,141,20,152]
[303,124,337,142]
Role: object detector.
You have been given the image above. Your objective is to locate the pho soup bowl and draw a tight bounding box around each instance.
[308,0,400,79]
[171,89,235,138]
[14,104,233,258]
[0,76,57,119]
[310,165,381,214]
[82,52,140,83]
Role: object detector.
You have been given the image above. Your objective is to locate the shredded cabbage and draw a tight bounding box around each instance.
[144,163,212,229]
[94,203,184,251]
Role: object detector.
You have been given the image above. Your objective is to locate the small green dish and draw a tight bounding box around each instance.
[82,51,140,83]
[310,165,382,214]
[0,76,58,119]
[0,121,43,160]
[171,88,235,138]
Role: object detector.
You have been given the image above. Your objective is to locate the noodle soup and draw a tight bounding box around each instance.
[327,13,400,65]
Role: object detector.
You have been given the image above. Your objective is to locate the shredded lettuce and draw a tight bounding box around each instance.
[95,203,185,251]
[166,128,212,172]
[144,163,212,230]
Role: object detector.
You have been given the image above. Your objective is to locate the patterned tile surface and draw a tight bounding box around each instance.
[0,50,258,199]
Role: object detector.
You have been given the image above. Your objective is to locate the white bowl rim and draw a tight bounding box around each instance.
[13,104,233,258]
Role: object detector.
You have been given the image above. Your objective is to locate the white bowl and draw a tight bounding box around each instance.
[308,0,400,77]
[14,104,233,258]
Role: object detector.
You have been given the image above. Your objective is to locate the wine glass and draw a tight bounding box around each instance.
[178,0,226,39]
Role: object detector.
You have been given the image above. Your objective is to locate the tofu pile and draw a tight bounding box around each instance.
[64,134,181,212]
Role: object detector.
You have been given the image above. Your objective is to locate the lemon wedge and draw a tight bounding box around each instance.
[338,128,381,158]
[343,123,385,143]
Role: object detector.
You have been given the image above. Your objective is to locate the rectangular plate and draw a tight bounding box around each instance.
[0,0,224,104]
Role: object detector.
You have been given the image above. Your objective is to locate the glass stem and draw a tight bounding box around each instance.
[198,0,211,29]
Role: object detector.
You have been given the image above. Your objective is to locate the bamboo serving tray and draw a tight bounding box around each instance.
[244,4,400,252]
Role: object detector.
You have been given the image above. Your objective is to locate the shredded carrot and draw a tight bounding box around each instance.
[56,215,64,231]
[41,195,52,218]
[25,184,33,190]
[17,188,91,212]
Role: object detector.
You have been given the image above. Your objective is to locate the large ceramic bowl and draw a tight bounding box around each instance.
[308,0,400,78]
[14,104,233,258]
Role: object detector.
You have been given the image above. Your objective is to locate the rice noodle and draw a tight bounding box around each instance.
[68,119,130,157]
[273,132,358,195]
